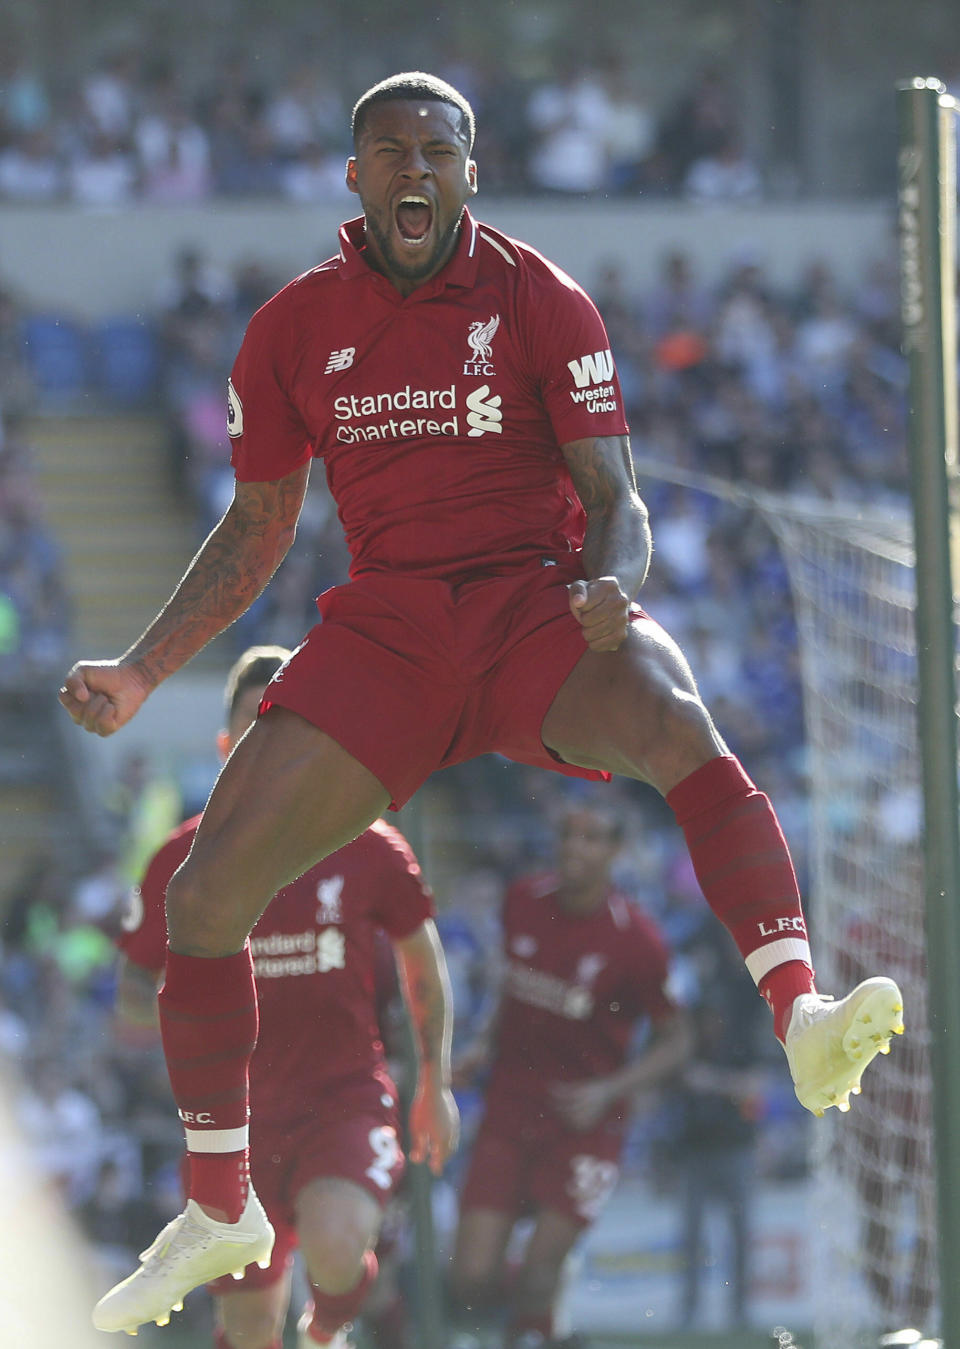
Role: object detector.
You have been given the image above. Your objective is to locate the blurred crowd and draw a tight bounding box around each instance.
[0,217,919,1333]
[0,44,763,206]
[0,406,70,693]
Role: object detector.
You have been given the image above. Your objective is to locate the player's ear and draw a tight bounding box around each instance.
[466,158,477,197]
[346,156,359,194]
[216,729,230,763]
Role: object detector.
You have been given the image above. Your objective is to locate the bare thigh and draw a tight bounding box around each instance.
[167,706,390,953]
[215,1272,291,1349]
[541,617,728,795]
[451,1207,515,1294]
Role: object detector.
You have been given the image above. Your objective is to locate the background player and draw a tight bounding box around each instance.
[59,71,902,1334]
[448,801,690,1349]
[112,645,458,1349]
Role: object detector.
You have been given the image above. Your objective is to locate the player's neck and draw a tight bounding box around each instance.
[555,881,608,916]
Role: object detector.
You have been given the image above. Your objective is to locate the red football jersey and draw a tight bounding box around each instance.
[117,818,434,1125]
[486,872,674,1120]
[228,210,628,582]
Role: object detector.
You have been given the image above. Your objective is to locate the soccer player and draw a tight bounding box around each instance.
[59,71,903,1335]
[448,802,690,1349]
[110,645,458,1349]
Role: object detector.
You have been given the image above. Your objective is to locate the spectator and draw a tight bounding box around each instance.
[526,66,613,194]
[683,133,762,203]
[0,127,63,202]
[135,82,212,204]
[17,1056,104,1202]
[66,130,138,207]
[81,47,140,141]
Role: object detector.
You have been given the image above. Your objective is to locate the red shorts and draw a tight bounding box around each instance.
[458,1097,624,1229]
[210,1075,404,1294]
[261,558,617,809]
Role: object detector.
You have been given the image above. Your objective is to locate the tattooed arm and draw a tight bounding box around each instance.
[59,464,310,736]
[560,433,651,652]
[394,918,460,1175]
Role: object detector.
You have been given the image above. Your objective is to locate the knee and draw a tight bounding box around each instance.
[165,853,248,956]
[303,1223,370,1295]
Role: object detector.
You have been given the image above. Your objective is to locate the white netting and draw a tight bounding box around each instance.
[634,457,938,1344]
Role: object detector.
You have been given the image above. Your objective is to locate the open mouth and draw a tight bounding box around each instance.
[395,194,434,246]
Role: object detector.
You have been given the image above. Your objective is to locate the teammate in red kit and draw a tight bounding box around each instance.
[449,803,690,1349]
[112,646,458,1349]
[59,71,903,1335]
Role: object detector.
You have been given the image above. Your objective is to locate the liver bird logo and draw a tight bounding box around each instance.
[467,314,500,362]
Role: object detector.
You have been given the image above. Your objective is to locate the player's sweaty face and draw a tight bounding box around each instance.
[347,100,476,294]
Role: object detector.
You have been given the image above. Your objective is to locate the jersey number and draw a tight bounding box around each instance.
[365,1125,401,1191]
[567,1154,619,1220]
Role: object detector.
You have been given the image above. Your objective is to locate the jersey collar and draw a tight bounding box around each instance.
[336,208,481,296]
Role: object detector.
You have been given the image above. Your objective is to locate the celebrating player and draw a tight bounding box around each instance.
[59,71,903,1335]
[448,802,690,1349]
[109,645,458,1349]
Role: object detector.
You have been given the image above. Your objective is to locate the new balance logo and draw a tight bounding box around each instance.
[325,347,356,373]
[567,348,614,389]
[466,384,502,437]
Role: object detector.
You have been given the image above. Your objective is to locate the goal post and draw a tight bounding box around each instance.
[896,75,960,1344]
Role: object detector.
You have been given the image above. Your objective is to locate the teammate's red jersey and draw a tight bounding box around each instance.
[228,210,628,582]
[117,818,433,1125]
[486,872,674,1123]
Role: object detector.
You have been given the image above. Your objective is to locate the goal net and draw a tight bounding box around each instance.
[632,455,938,1342]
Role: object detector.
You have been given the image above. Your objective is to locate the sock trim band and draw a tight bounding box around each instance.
[184,1124,249,1153]
[745,938,812,986]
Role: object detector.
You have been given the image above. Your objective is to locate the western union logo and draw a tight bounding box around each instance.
[567,348,614,388]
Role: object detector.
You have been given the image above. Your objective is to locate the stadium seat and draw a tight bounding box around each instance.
[20,314,91,405]
[93,316,160,406]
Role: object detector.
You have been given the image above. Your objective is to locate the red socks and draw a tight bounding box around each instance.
[302,1250,379,1343]
[667,755,815,1039]
[158,946,258,1222]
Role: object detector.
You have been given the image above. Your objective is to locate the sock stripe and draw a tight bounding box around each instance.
[173,1085,251,1111]
[721,894,811,928]
[692,848,798,889]
[160,1003,259,1026]
[164,1045,258,1071]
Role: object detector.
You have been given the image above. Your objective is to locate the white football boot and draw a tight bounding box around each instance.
[296,1304,355,1349]
[784,976,904,1116]
[92,1189,274,1334]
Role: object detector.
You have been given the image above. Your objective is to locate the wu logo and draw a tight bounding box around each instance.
[463,315,500,375]
[567,348,614,389]
[466,384,502,437]
[325,347,356,374]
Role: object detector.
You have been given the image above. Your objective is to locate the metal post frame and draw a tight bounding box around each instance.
[896,75,960,1343]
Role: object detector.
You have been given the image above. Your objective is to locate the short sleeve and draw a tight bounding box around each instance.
[522,261,629,447]
[114,831,191,973]
[365,823,435,940]
[228,296,313,483]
